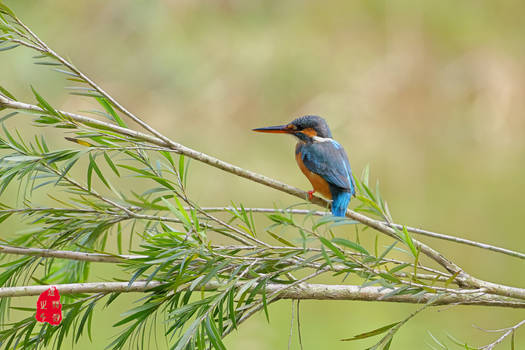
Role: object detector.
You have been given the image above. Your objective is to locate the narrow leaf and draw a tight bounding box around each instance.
[332,237,369,256]
[341,322,400,341]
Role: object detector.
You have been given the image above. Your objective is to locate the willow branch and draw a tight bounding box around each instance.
[0,281,523,309]
[1,80,524,301]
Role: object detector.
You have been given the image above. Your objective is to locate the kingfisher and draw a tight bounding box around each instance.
[253,115,355,217]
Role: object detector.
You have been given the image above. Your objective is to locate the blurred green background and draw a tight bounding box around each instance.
[1,0,524,349]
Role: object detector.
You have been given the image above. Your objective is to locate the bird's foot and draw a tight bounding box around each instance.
[307,190,315,200]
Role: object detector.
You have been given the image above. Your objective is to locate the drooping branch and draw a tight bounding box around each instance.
[0,281,523,309]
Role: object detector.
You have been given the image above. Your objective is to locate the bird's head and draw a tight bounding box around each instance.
[253,115,332,142]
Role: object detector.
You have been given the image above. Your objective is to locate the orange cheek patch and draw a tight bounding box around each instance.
[301,128,317,137]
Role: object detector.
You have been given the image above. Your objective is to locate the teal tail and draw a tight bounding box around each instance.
[331,190,351,217]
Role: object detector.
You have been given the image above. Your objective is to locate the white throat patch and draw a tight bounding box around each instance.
[312,136,332,143]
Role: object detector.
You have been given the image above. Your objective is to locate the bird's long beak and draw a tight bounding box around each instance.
[252,125,292,134]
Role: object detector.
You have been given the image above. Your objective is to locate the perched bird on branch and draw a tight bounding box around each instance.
[253,115,355,217]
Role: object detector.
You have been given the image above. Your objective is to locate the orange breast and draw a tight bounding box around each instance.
[295,152,332,199]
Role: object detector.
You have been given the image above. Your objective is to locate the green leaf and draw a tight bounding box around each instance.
[52,68,79,77]
[0,111,18,123]
[173,322,199,350]
[33,61,62,66]
[55,151,82,185]
[95,97,127,128]
[267,213,293,225]
[388,263,411,274]
[429,331,447,349]
[87,156,94,191]
[401,226,418,257]
[0,213,12,223]
[227,288,237,330]
[204,317,226,350]
[113,302,159,327]
[0,43,17,51]
[375,241,398,266]
[0,2,15,16]
[444,270,460,287]
[261,284,270,323]
[69,91,104,98]
[103,152,120,177]
[332,237,369,256]
[267,231,296,247]
[172,195,192,227]
[116,223,123,255]
[76,301,96,343]
[361,164,370,187]
[319,237,345,260]
[178,154,185,184]
[3,155,41,162]
[341,322,400,341]
[320,245,333,268]
[0,84,16,100]
[31,86,60,118]
[88,153,110,189]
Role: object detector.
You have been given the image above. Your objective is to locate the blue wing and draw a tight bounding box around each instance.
[299,139,355,194]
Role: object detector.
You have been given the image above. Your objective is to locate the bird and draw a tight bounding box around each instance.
[253,115,355,217]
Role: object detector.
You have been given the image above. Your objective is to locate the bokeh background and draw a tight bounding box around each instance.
[1,0,524,349]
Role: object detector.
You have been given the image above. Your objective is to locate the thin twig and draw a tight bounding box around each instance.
[296,300,304,350]
[478,319,525,350]
[288,300,295,350]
